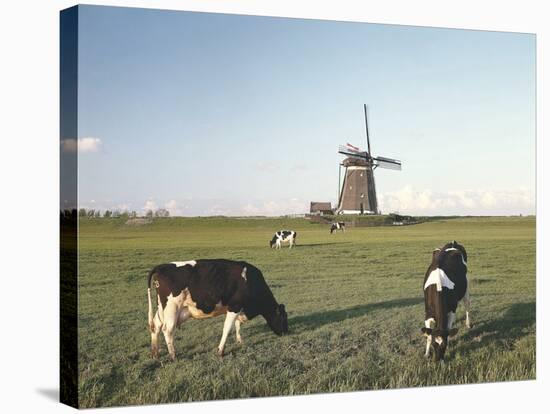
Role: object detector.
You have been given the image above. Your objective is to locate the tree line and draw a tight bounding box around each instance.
[73,208,171,218]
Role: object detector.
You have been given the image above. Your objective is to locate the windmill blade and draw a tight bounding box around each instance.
[364,104,372,156]
[373,156,402,170]
[338,144,368,159]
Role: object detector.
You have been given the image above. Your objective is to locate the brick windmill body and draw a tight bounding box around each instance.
[336,105,402,215]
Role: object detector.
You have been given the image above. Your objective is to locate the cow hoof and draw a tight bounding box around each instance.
[217,348,224,358]
[151,349,159,359]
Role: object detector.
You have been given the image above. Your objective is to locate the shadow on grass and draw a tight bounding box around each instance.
[454,301,535,354]
[295,242,352,248]
[288,297,422,332]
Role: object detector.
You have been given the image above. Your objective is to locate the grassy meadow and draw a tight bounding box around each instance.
[77,216,536,407]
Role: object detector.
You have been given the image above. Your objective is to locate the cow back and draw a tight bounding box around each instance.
[150,259,277,319]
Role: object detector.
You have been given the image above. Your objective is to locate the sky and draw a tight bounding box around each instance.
[72,5,536,216]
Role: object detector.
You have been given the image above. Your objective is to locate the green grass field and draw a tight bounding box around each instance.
[77,216,536,408]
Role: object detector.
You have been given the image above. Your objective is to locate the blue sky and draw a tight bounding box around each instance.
[74,5,535,216]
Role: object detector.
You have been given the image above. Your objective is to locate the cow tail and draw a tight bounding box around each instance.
[157,293,164,325]
[147,286,154,333]
[147,269,157,332]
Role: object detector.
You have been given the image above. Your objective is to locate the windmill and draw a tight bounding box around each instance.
[336,105,402,215]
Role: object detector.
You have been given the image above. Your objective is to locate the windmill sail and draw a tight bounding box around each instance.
[373,156,402,170]
[338,144,369,160]
[364,104,371,156]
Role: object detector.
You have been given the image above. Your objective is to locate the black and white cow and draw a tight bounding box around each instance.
[147,259,288,360]
[269,230,297,249]
[421,240,471,363]
[330,222,346,234]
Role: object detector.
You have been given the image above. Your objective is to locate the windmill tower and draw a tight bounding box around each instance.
[336,105,402,215]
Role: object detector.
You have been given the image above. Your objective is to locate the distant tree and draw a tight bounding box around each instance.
[145,209,153,218]
[79,208,87,217]
[103,210,112,218]
[120,210,129,220]
[129,211,137,218]
[87,209,95,218]
[94,210,101,218]
[155,208,170,218]
[112,210,120,218]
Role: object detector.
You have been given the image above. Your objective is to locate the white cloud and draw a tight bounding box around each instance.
[241,198,308,216]
[61,137,102,153]
[116,203,130,212]
[165,199,186,216]
[378,186,535,216]
[143,199,157,213]
[292,162,308,172]
[205,205,231,216]
[255,161,277,172]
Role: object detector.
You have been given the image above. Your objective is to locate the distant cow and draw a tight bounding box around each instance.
[421,240,471,363]
[147,259,288,360]
[269,230,297,249]
[330,222,346,234]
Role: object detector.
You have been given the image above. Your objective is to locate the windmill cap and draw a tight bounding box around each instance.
[343,157,369,167]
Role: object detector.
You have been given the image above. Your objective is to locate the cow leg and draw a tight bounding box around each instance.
[235,319,243,344]
[447,312,456,330]
[447,311,456,344]
[463,289,472,328]
[217,311,238,356]
[424,336,431,358]
[162,301,179,361]
[424,318,434,358]
[235,313,248,344]
[150,310,163,359]
[148,288,161,358]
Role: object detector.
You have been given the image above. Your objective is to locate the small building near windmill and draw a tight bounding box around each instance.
[310,201,333,215]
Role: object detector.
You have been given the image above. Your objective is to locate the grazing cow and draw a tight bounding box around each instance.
[330,222,346,234]
[147,259,288,360]
[269,230,297,249]
[421,240,471,363]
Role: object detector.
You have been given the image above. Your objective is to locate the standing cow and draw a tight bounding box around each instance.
[269,230,297,249]
[330,222,346,234]
[421,240,471,363]
[147,259,288,360]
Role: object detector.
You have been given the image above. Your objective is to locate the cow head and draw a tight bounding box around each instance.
[267,304,289,335]
[269,236,277,248]
[441,240,468,263]
[421,327,458,362]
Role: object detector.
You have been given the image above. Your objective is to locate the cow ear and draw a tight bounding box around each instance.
[448,328,458,337]
[421,327,432,336]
